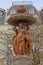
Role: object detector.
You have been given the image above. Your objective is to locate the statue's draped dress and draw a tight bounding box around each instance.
[12,30,32,55]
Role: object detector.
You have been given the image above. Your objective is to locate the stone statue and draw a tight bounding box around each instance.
[12,24,32,55]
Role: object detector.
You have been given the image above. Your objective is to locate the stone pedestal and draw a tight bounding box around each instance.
[13,55,33,65]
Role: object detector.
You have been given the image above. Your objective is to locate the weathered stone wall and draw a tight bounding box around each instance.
[30,24,43,65]
[0,25,13,65]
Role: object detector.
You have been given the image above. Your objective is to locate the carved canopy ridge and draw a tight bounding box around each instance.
[7,14,37,26]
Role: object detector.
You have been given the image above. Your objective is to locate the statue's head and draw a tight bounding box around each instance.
[13,23,30,35]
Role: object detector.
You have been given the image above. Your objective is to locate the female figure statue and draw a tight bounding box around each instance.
[12,23,32,55]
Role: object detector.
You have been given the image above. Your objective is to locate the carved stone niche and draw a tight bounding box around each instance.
[13,55,33,65]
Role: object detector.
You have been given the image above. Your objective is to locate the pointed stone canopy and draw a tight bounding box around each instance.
[7,14,37,26]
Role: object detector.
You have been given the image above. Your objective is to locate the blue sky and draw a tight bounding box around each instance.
[0,0,43,10]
